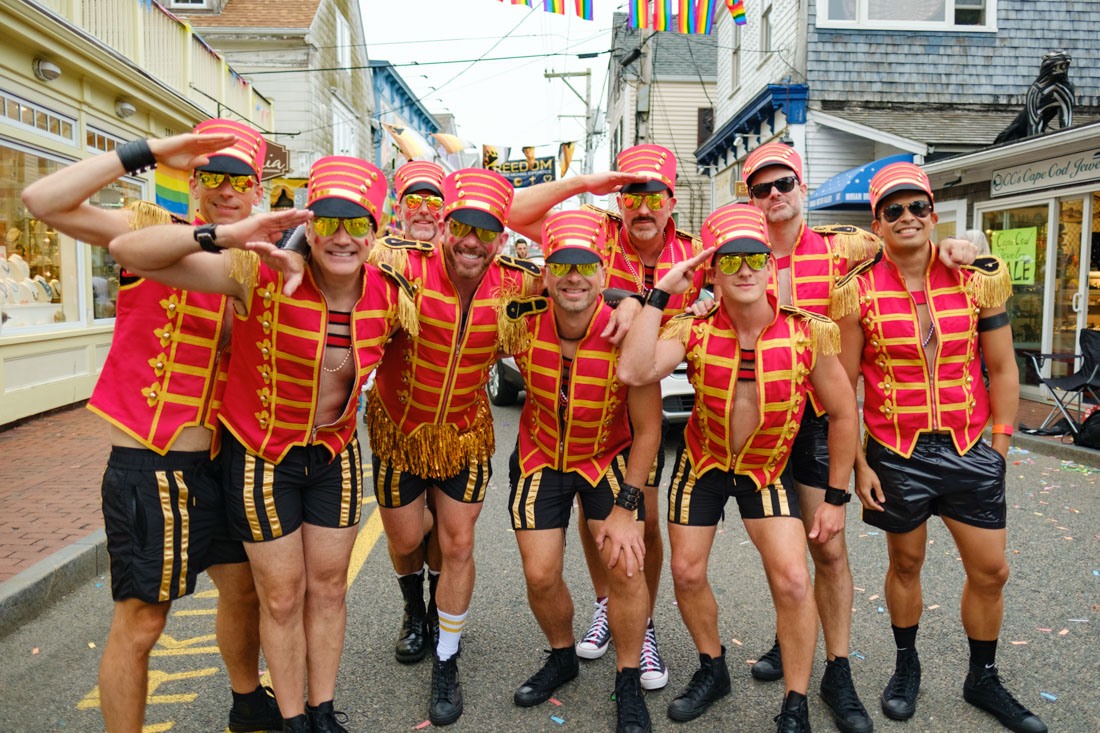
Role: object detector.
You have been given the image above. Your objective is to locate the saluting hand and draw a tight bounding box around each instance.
[584,171,654,196]
[148,133,241,172]
[654,246,716,295]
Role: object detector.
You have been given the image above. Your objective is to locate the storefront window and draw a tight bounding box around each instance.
[89,179,144,319]
[983,204,1048,386]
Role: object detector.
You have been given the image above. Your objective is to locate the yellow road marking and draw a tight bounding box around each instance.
[78,668,219,709]
[143,724,174,732]
[347,506,383,587]
[193,589,219,598]
[172,609,217,616]
[156,633,217,649]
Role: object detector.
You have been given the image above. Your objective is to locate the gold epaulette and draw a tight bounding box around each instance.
[368,235,433,271]
[659,308,710,346]
[581,203,616,223]
[496,295,544,354]
[961,255,1013,308]
[377,262,420,338]
[498,253,543,297]
[227,249,259,293]
[828,250,880,321]
[124,200,176,230]
[503,295,549,321]
[813,224,882,265]
[781,305,841,356]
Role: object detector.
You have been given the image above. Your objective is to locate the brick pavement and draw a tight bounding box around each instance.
[0,404,107,582]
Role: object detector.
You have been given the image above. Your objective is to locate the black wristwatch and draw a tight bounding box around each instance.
[643,287,671,311]
[194,223,224,253]
[279,224,310,259]
[823,486,852,506]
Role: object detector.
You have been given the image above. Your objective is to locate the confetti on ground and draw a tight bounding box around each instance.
[858,534,868,538]
[1037,628,1052,633]
[95,583,102,588]
[852,652,865,660]
[1069,618,1089,623]
[746,659,758,664]
[927,605,940,610]
[854,587,865,592]
[31,648,38,655]
[1010,641,1028,645]
[877,606,885,613]
[1064,536,1074,541]
[672,601,678,606]
[868,531,880,536]
[1093,570,1099,577]
[731,638,742,646]
[551,715,565,724]
[549,698,562,706]
[740,540,751,545]
[1059,629,1069,636]
[717,529,725,534]
[928,539,935,545]
[414,721,431,730]
[87,642,95,649]
[1040,692,1058,702]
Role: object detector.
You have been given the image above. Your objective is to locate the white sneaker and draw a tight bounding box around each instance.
[639,622,669,690]
[576,598,611,659]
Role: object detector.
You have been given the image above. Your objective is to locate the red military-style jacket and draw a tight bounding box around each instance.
[366,237,541,479]
[510,297,633,485]
[88,209,229,453]
[836,245,1011,458]
[662,296,839,491]
[218,250,416,464]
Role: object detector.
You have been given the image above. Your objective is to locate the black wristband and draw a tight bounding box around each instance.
[194,223,224,253]
[279,224,310,259]
[643,288,671,311]
[823,486,851,506]
[614,482,644,512]
[116,139,157,175]
[977,311,1010,332]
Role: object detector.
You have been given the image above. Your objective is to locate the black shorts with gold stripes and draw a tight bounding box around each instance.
[101,446,244,604]
[507,445,642,530]
[222,432,364,542]
[372,454,491,508]
[667,446,801,526]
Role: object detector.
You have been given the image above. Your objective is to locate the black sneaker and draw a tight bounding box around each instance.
[395,573,430,664]
[615,667,653,733]
[229,685,283,732]
[429,654,464,726]
[820,657,872,733]
[306,701,348,733]
[963,667,1047,733]
[752,638,784,682]
[667,647,732,722]
[514,647,580,707]
[881,649,920,721]
[282,715,311,733]
[774,691,811,733]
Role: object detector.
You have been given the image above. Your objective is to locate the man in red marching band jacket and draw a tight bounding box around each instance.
[110,156,417,733]
[21,122,284,732]
[619,204,859,733]
[502,209,662,733]
[365,168,541,726]
[508,143,701,690]
[836,163,1046,733]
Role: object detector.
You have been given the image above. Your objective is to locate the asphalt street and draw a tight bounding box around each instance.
[0,403,1097,732]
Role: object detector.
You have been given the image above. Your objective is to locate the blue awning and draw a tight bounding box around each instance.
[808,154,914,210]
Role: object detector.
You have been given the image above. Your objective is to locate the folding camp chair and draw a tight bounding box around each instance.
[1018,328,1100,436]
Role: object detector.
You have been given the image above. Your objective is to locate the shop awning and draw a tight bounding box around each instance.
[808,154,914,210]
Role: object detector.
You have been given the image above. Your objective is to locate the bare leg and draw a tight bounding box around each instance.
[796,481,854,659]
[206,562,262,693]
[430,488,485,618]
[516,529,573,647]
[667,523,721,657]
[301,523,360,705]
[941,519,1009,641]
[744,516,818,696]
[591,518,649,670]
[381,499,428,576]
[883,525,928,629]
[98,598,171,732]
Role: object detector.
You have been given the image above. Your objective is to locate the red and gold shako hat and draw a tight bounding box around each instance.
[542,210,607,266]
[395,161,445,199]
[442,168,513,233]
[703,204,771,257]
[868,162,933,214]
[193,118,266,178]
[306,156,386,223]
[617,144,676,194]
[741,142,803,186]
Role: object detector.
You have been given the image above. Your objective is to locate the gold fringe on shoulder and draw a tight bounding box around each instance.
[396,287,419,339]
[829,277,860,321]
[124,200,173,231]
[227,249,259,293]
[963,256,1013,308]
[815,224,882,266]
[659,314,693,346]
[368,242,409,274]
[494,276,531,354]
[365,391,496,480]
[805,317,841,356]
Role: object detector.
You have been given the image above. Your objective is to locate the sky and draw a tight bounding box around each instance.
[362,0,624,174]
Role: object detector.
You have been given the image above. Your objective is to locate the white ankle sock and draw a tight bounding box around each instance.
[436,608,467,661]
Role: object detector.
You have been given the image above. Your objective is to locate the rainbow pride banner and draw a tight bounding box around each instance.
[628,0,649,28]
[155,166,189,217]
[693,0,716,33]
[728,0,746,24]
[544,0,565,13]
[574,0,593,20]
[652,0,670,30]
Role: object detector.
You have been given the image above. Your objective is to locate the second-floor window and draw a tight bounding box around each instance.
[761,2,772,54]
[818,0,994,30]
[730,23,741,91]
[336,14,351,72]
[332,98,357,156]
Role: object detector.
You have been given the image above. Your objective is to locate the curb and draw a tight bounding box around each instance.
[0,528,107,638]
[1008,431,1100,468]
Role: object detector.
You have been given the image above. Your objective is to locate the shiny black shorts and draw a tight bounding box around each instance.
[667,447,801,526]
[507,446,641,530]
[863,435,1007,534]
[780,410,830,491]
[373,453,491,508]
[101,447,245,604]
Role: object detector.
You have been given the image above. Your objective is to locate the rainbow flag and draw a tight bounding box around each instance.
[628,0,649,28]
[574,0,593,20]
[155,166,189,217]
[693,0,715,33]
[728,0,746,25]
[544,0,565,13]
[652,0,671,30]
[677,0,691,32]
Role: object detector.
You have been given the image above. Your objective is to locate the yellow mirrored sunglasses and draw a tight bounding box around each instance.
[448,218,497,243]
[197,171,255,194]
[621,192,667,211]
[312,216,372,238]
[716,252,769,274]
[403,193,444,211]
[547,262,600,277]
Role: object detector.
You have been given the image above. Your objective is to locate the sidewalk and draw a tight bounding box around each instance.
[0,397,1095,636]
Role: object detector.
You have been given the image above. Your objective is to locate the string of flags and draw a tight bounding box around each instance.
[498,0,746,31]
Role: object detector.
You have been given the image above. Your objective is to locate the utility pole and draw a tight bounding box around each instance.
[545,69,594,204]
[635,32,655,145]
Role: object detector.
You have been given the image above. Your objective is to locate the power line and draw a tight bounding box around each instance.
[244,50,610,76]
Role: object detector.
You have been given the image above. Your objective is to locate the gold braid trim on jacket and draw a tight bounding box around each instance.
[812,224,882,266]
[962,256,1013,308]
[124,200,174,230]
[782,305,841,356]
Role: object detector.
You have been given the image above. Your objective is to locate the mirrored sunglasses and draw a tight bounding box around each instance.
[749,176,798,199]
[716,252,769,274]
[547,261,600,278]
[197,171,255,194]
[403,193,444,211]
[312,216,372,238]
[621,192,667,211]
[448,218,497,243]
[881,200,933,223]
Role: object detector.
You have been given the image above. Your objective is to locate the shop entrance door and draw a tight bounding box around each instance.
[1048,195,1091,379]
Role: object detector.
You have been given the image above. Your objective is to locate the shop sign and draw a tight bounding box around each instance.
[991,148,1100,197]
[263,141,290,181]
[990,226,1037,285]
[489,156,556,188]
